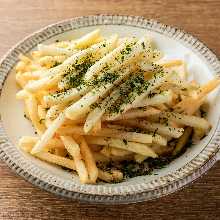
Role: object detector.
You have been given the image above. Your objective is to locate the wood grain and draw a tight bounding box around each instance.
[0,0,220,219]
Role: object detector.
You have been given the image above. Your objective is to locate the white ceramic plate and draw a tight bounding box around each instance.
[0,15,220,204]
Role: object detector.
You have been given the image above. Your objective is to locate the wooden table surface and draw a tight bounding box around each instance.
[0,0,220,219]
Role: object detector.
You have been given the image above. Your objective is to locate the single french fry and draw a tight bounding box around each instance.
[131,91,173,109]
[110,147,133,157]
[76,136,98,183]
[45,103,67,121]
[37,44,74,56]
[85,136,157,157]
[35,151,76,170]
[61,136,89,184]
[104,123,167,146]
[73,29,102,49]
[25,95,46,135]
[116,119,184,138]
[160,112,211,131]
[38,105,47,121]
[38,55,66,68]
[91,119,102,133]
[43,85,89,106]
[57,125,153,144]
[16,61,27,72]
[160,60,183,68]
[16,89,30,100]
[16,72,28,88]
[98,169,123,183]
[172,127,192,156]
[104,107,161,121]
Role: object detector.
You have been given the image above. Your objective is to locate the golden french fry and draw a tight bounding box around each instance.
[76,136,98,183]
[85,136,157,157]
[60,136,89,184]
[98,169,123,183]
[172,127,192,156]
[35,151,75,170]
[57,125,153,144]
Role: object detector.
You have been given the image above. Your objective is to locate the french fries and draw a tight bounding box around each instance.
[15,29,220,184]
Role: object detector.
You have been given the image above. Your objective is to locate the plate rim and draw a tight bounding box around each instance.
[0,14,220,204]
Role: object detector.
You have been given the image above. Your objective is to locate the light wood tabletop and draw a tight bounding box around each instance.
[0,0,220,219]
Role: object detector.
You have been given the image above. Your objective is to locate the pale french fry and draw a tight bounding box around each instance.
[35,151,75,170]
[31,112,66,154]
[134,145,173,163]
[38,55,66,68]
[37,44,75,56]
[172,127,192,156]
[16,89,30,100]
[105,123,167,146]
[85,136,157,157]
[16,61,27,72]
[54,41,70,48]
[43,85,89,106]
[131,91,173,108]
[73,29,102,49]
[19,136,64,152]
[91,119,102,133]
[16,72,28,88]
[38,105,47,120]
[105,107,161,121]
[76,136,98,183]
[57,125,153,144]
[25,95,46,135]
[98,169,123,182]
[45,103,67,121]
[160,60,183,68]
[116,119,184,138]
[160,112,211,131]
[61,136,89,184]
[110,147,133,157]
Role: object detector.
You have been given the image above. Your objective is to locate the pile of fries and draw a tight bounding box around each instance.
[16,29,220,184]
